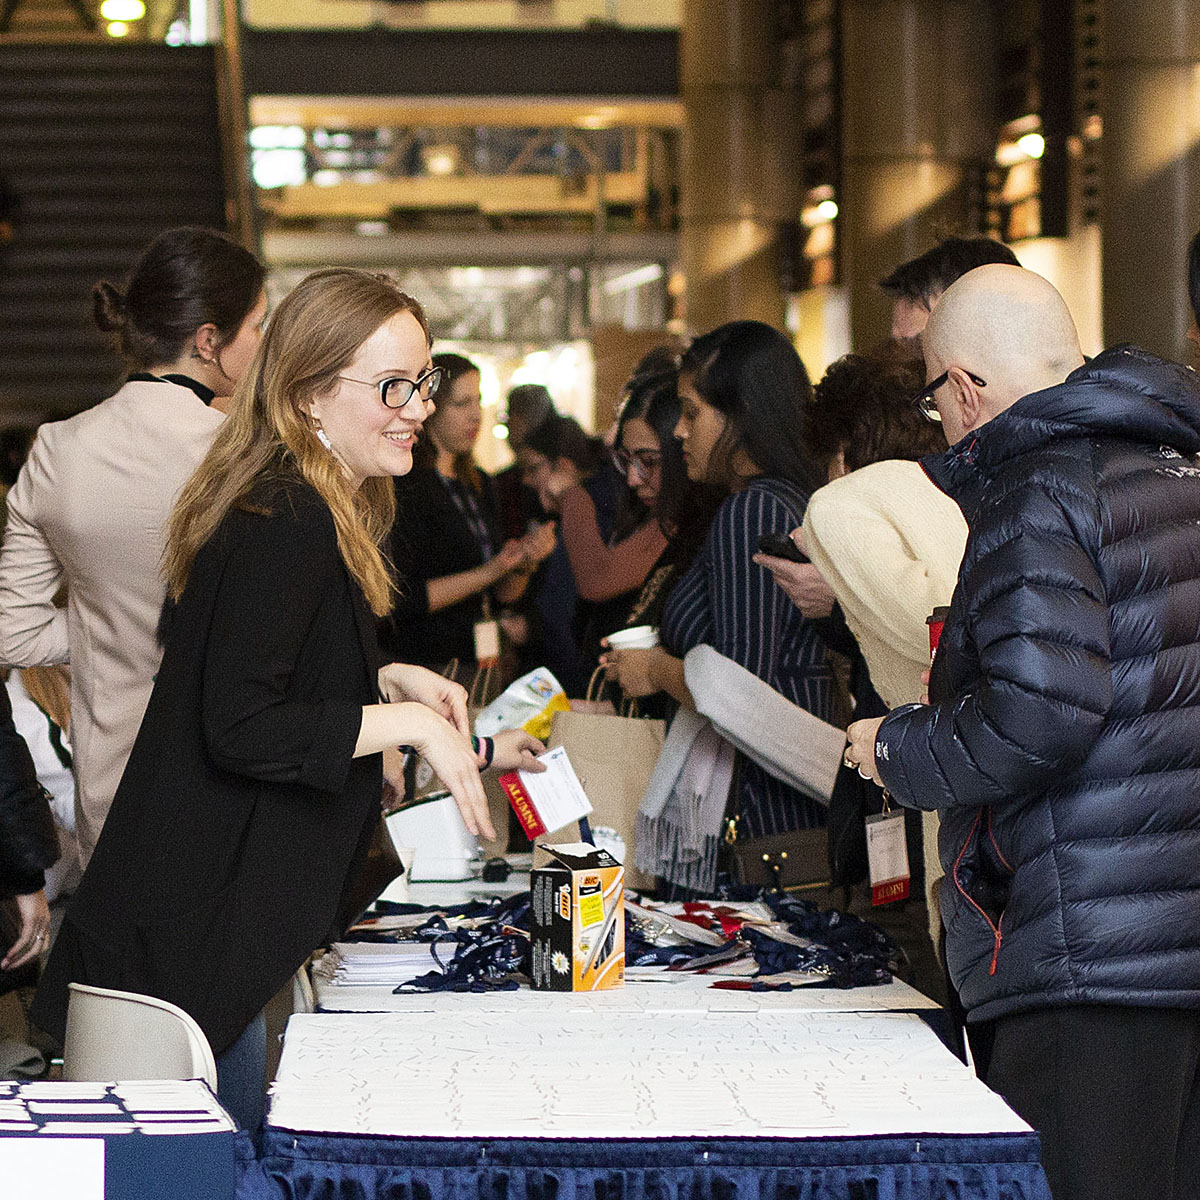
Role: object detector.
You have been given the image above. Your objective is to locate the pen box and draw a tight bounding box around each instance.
[530,843,625,991]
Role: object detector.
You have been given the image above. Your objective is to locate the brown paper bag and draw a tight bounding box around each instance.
[544,706,665,891]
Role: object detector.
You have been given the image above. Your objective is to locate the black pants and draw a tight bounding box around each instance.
[984,1005,1200,1200]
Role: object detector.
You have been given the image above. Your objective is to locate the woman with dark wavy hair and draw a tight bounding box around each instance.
[605,321,832,888]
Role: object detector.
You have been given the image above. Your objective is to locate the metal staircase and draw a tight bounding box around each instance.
[0,41,233,419]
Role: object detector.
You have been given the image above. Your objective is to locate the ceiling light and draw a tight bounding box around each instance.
[802,198,839,227]
[101,0,145,19]
[1017,132,1046,159]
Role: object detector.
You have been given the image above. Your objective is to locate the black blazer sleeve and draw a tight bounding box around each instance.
[198,497,365,795]
[0,682,58,897]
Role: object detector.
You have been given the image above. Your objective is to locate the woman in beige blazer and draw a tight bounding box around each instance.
[0,227,266,867]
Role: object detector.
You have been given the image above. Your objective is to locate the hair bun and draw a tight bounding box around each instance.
[92,280,129,332]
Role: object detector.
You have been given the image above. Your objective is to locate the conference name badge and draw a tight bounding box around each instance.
[866,811,910,905]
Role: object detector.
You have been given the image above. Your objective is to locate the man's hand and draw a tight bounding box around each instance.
[538,467,577,514]
[844,715,887,786]
[379,663,470,736]
[2,889,50,972]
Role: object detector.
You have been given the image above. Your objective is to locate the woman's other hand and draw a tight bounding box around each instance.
[753,554,836,619]
[538,466,577,514]
[2,889,50,972]
[381,745,407,814]
[490,730,547,774]
[601,645,664,698]
[378,663,470,736]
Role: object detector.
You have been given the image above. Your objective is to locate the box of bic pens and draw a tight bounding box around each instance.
[530,844,625,991]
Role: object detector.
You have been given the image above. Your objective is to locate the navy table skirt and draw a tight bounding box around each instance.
[236,1130,1051,1200]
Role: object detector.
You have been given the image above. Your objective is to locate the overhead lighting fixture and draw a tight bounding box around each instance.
[996,116,1046,167]
[421,144,462,177]
[105,20,129,35]
[100,0,145,19]
[1016,132,1046,159]
[602,263,663,295]
[579,108,619,130]
[801,198,839,227]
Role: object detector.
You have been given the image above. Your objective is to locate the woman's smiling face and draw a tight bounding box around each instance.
[306,309,432,488]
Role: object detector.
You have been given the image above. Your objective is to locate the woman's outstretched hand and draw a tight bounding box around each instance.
[405,706,496,840]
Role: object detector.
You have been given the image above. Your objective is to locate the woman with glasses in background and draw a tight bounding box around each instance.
[382,352,552,683]
[541,364,687,661]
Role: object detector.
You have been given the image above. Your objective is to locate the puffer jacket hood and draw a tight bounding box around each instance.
[876,344,1200,1023]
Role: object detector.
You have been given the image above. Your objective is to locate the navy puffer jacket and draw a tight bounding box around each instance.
[875,346,1200,1022]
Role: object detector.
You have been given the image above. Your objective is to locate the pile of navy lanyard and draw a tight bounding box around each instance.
[366,886,898,993]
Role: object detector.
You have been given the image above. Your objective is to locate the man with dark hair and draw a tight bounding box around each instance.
[845,264,1200,1200]
[879,236,1020,350]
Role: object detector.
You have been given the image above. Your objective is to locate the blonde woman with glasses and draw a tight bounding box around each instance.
[32,269,542,1129]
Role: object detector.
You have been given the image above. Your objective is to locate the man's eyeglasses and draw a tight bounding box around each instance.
[337,365,444,409]
[612,447,663,479]
[913,370,987,422]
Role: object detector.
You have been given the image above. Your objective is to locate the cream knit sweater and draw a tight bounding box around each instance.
[802,459,967,711]
[802,459,968,935]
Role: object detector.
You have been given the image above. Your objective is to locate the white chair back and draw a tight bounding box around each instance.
[63,982,218,1089]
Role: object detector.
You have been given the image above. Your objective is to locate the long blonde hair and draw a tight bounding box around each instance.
[165,268,431,616]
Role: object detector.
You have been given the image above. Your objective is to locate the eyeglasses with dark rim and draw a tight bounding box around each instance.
[913,370,987,422]
[612,446,664,480]
[337,365,444,409]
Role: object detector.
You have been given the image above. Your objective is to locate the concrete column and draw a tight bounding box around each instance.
[841,0,994,349]
[678,0,799,333]
[1101,1,1200,360]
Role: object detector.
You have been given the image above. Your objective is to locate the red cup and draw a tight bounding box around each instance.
[926,606,951,662]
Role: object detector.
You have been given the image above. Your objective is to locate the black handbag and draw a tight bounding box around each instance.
[724,816,831,893]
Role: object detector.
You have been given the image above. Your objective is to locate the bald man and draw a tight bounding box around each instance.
[846,265,1200,1200]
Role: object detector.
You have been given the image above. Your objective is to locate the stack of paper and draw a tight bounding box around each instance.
[269,1010,1031,1140]
[326,941,443,986]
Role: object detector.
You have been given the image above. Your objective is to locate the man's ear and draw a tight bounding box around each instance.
[946,367,986,433]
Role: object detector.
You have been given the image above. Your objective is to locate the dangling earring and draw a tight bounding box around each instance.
[315,427,333,452]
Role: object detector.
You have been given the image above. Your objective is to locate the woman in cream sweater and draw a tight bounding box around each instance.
[757,351,966,1001]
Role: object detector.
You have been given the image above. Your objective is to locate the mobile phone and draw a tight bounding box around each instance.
[757,532,808,563]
